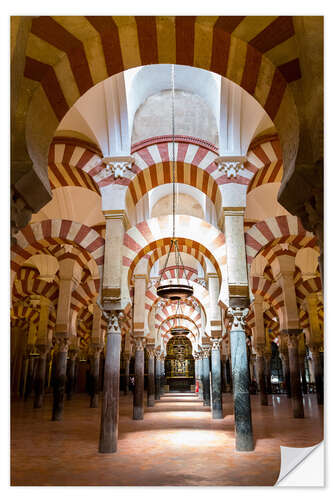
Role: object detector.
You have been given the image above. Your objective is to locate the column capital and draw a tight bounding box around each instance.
[133,337,144,352]
[106,312,124,336]
[35,343,51,358]
[210,338,222,350]
[255,345,266,357]
[284,329,302,349]
[146,345,155,359]
[202,346,210,358]
[53,335,69,353]
[90,342,104,357]
[228,306,249,330]
[215,156,247,179]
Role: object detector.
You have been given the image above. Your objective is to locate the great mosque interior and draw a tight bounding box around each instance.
[10,16,323,486]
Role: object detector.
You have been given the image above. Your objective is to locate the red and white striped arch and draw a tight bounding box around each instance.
[155,303,202,330]
[147,244,206,277]
[11,220,105,293]
[246,135,283,194]
[123,215,226,288]
[127,138,222,211]
[245,215,317,265]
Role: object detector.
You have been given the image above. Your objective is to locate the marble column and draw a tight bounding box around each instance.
[146,346,155,407]
[229,306,254,452]
[197,352,204,400]
[299,353,307,395]
[90,343,103,408]
[66,345,78,400]
[310,344,323,405]
[264,352,272,395]
[52,337,69,421]
[202,347,211,407]
[33,344,50,408]
[123,353,130,395]
[160,354,165,396]
[256,347,268,406]
[280,351,291,398]
[24,351,35,401]
[211,339,223,419]
[133,338,144,420]
[221,354,228,393]
[155,351,161,400]
[286,331,304,418]
[99,312,122,453]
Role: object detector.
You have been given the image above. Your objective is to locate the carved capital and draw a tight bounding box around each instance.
[287,334,299,349]
[134,337,144,352]
[35,343,51,358]
[202,346,210,358]
[211,338,222,350]
[90,342,104,357]
[228,306,249,330]
[255,345,265,357]
[215,156,247,178]
[106,312,124,335]
[54,335,69,353]
[102,156,134,179]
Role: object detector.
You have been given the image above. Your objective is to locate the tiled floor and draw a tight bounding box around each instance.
[11,391,323,486]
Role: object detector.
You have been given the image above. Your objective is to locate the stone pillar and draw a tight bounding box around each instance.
[33,344,50,408]
[99,312,123,453]
[221,354,228,393]
[196,352,203,400]
[52,337,69,421]
[123,353,130,395]
[160,353,165,395]
[146,345,155,407]
[229,306,254,452]
[210,338,223,419]
[133,338,144,420]
[264,352,272,395]
[66,343,79,401]
[155,350,161,400]
[286,331,304,418]
[256,346,268,406]
[202,346,211,407]
[298,333,307,395]
[309,343,323,405]
[90,343,103,408]
[279,335,291,398]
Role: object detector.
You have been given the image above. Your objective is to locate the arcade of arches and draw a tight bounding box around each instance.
[10,16,323,486]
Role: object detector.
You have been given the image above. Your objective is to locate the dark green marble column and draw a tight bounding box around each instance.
[280,351,291,398]
[66,348,78,400]
[210,339,223,419]
[33,344,49,408]
[286,331,304,418]
[155,352,161,400]
[52,337,68,421]
[147,347,155,407]
[90,344,102,408]
[133,338,144,420]
[256,348,268,406]
[264,353,272,394]
[229,307,254,452]
[202,347,211,407]
[123,354,130,395]
[99,312,122,453]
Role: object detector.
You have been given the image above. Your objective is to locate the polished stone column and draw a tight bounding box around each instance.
[197,352,204,400]
[202,347,211,407]
[280,352,291,398]
[299,353,308,394]
[90,343,103,408]
[52,336,69,421]
[264,352,272,395]
[310,344,323,405]
[211,338,223,419]
[221,354,228,393]
[24,350,35,401]
[123,353,130,395]
[160,354,165,396]
[99,312,122,453]
[229,306,254,452]
[286,331,304,418]
[33,344,50,408]
[133,338,144,420]
[66,347,78,400]
[146,346,155,407]
[155,351,161,400]
[256,347,268,406]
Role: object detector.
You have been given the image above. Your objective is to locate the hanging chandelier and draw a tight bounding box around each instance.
[156,65,193,301]
[170,300,189,336]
